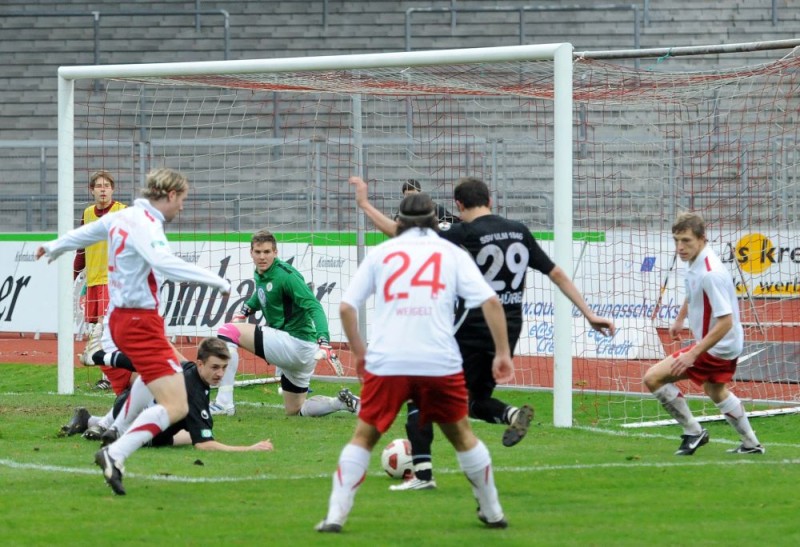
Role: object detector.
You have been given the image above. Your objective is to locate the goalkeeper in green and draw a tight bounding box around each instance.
[211,229,358,417]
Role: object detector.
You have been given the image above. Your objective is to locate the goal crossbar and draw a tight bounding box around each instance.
[58,43,570,80]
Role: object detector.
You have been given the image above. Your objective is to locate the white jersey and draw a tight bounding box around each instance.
[342,227,496,377]
[684,245,743,360]
[44,198,230,310]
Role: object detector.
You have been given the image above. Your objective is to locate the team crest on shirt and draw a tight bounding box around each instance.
[201,410,210,420]
[258,286,269,308]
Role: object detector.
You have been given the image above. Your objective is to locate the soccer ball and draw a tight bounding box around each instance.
[380,438,414,480]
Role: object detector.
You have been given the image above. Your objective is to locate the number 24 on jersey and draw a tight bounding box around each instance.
[382,251,446,302]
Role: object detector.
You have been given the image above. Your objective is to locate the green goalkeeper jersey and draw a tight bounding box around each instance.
[245,257,330,343]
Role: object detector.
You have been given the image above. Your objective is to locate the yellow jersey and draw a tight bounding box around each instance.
[83,201,126,287]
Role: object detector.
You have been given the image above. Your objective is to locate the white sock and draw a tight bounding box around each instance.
[716,394,760,447]
[325,443,370,525]
[456,440,503,523]
[108,404,170,464]
[111,376,154,434]
[652,384,702,435]
[299,395,346,417]
[505,406,519,425]
[95,408,115,429]
[214,342,239,408]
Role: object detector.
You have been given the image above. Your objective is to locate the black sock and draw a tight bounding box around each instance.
[405,402,434,480]
[469,397,511,424]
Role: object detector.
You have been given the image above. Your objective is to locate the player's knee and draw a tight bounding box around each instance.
[642,368,660,392]
[217,323,242,346]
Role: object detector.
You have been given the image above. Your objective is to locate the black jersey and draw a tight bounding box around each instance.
[152,362,215,446]
[439,214,555,351]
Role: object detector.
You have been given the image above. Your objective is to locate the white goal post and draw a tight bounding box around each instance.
[56,44,577,426]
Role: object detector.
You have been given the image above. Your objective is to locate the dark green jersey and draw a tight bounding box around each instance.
[245,257,329,342]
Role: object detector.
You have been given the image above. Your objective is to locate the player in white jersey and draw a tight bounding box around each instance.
[643,212,763,456]
[37,167,232,494]
[316,192,514,533]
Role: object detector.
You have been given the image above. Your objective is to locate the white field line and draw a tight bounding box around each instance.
[2,457,800,485]
[3,424,800,485]
[3,393,800,484]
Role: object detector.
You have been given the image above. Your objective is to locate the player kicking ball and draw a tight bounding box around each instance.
[317,192,514,532]
[643,212,764,456]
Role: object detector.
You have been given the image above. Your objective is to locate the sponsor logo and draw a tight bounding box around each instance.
[640,257,656,272]
[316,257,346,268]
[721,234,800,296]
[175,252,199,263]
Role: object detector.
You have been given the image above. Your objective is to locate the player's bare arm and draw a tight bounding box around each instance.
[548,265,616,336]
[669,301,689,340]
[339,302,367,381]
[479,296,515,384]
[194,439,274,452]
[670,314,733,376]
[348,176,398,237]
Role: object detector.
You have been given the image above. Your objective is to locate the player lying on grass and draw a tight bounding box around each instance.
[211,229,358,418]
[62,328,183,440]
[643,212,764,456]
[62,338,274,452]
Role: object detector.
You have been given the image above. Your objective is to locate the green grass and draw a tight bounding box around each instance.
[2,363,800,546]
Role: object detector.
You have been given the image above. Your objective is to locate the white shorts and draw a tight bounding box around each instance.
[255,326,318,389]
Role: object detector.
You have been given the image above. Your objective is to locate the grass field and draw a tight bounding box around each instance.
[2,363,799,546]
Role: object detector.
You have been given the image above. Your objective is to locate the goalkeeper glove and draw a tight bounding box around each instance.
[317,337,344,376]
[232,304,252,323]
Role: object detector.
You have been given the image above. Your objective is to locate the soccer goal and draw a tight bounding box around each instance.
[56,43,578,425]
[57,41,800,428]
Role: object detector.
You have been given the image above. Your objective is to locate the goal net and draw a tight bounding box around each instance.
[58,43,800,427]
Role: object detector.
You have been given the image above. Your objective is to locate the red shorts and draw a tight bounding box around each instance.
[672,344,738,385]
[85,284,110,323]
[100,365,133,397]
[108,308,181,385]
[358,371,469,433]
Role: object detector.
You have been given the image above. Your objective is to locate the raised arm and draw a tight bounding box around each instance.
[349,176,398,237]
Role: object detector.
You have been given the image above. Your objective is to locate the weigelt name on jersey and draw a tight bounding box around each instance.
[395,305,433,316]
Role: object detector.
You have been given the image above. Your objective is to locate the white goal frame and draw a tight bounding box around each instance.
[56,44,575,425]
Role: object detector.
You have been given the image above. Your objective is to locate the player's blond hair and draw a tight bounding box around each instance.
[672,211,706,239]
[141,168,188,201]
